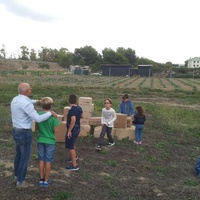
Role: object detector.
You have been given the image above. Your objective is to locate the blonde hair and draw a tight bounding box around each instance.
[41,97,53,110]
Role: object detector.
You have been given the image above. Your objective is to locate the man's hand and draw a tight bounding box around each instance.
[51,111,57,118]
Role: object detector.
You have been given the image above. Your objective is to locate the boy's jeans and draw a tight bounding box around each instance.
[135,124,144,142]
[12,128,32,183]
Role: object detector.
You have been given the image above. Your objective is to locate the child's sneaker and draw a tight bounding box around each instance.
[95,146,102,151]
[138,141,142,145]
[107,142,115,147]
[66,165,79,171]
[43,179,51,187]
[66,156,78,163]
[39,178,44,187]
[133,140,138,144]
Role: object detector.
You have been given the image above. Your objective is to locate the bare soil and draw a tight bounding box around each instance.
[0,106,200,200]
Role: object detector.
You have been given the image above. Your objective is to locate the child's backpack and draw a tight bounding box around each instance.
[195,157,200,177]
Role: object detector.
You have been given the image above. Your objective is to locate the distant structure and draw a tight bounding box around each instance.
[136,65,153,77]
[101,64,132,76]
[70,65,89,75]
[187,57,200,68]
[101,64,153,77]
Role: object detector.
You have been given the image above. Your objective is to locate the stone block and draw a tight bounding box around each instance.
[113,126,135,140]
[79,125,91,137]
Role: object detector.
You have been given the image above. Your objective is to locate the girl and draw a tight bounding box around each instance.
[132,105,146,144]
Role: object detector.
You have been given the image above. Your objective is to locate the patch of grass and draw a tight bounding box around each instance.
[54,191,73,200]
[185,179,199,187]
[147,156,157,163]
[138,147,146,153]
[0,162,6,168]
[154,166,166,174]
[106,160,118,167]
[99,149,107,155]
[31,153,38,160]
[108,187,120,198]
[189,152,197,158]
[154,141,167,149]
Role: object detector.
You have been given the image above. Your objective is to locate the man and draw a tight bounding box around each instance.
[11,83,57,188]
[118,93,134,118]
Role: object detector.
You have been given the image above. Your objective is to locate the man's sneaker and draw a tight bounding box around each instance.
[133,140,138,144]
[66,165,79,171]
[16,181,34,189]
[44,179,51,187]
[39,178,44,187]
[66,156,78,163]
[95,146,102,151]
[107,142,115,147]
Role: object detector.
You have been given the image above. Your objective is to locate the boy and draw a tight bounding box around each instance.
[37,97,60,187]
[95,98,116,151]
[65,94,83,171]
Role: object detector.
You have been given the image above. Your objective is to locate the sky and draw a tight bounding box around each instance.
[0,0,199,64]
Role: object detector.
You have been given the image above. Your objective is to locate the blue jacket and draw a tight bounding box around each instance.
[118,100,134,116]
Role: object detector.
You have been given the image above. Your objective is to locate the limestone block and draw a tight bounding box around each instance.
[113,126,135,140]
[93,126,114,139]
[79,125,91,137]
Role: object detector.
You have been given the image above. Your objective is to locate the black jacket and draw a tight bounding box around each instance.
[132,114,146,125]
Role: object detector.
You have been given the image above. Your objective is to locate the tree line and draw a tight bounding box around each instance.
[0,44,178,73]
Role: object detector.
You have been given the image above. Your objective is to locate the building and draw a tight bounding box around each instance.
[137,65,153,77]
[187,57,200,68]
[101,64,153,77]
[70,65,89,75]
[100,64,133,76]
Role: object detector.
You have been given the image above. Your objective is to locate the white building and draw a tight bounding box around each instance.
[187,57,200,68]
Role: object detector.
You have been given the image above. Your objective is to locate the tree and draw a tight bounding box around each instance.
[74,46,99,66]
[116,47,137,66]
[19,46,29,60]
[0,44,6,59]
[57,48,73,69]
[30,49,37,61]
[38,47,57,62]
[102,48,127,64]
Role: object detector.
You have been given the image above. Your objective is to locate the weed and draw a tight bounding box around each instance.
[108,187,119,198]
[148,156,157,163]
[154,166,166,173]
[154,142,167,149]
[106,160,118,167]
[185,179,198,187]
[189,152,197,158]
[0,162,6,168]
[31,153,38,160]
[54,191,72,200]
[138,147,146,153]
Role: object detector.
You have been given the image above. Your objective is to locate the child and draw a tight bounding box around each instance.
[132,105,146,144]
[118,93,134,118]
[95,98,116,151]
[65,94,83,171]
[37,97,60,187]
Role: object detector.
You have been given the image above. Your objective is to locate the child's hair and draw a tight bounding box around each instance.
[135,105,145,116]
[69,94,77,104]
[41,97,53,110]
[105,98,112,104]
[122,93,129,100]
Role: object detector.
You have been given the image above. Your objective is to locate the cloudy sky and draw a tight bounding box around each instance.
[0,0,199,64]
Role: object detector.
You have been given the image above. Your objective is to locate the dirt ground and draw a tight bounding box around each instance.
[0,106,200,200]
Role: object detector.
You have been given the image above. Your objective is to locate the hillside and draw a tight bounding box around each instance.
[0,59,63,71]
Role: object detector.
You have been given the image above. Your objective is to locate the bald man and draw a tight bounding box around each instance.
[11,83,57,188]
